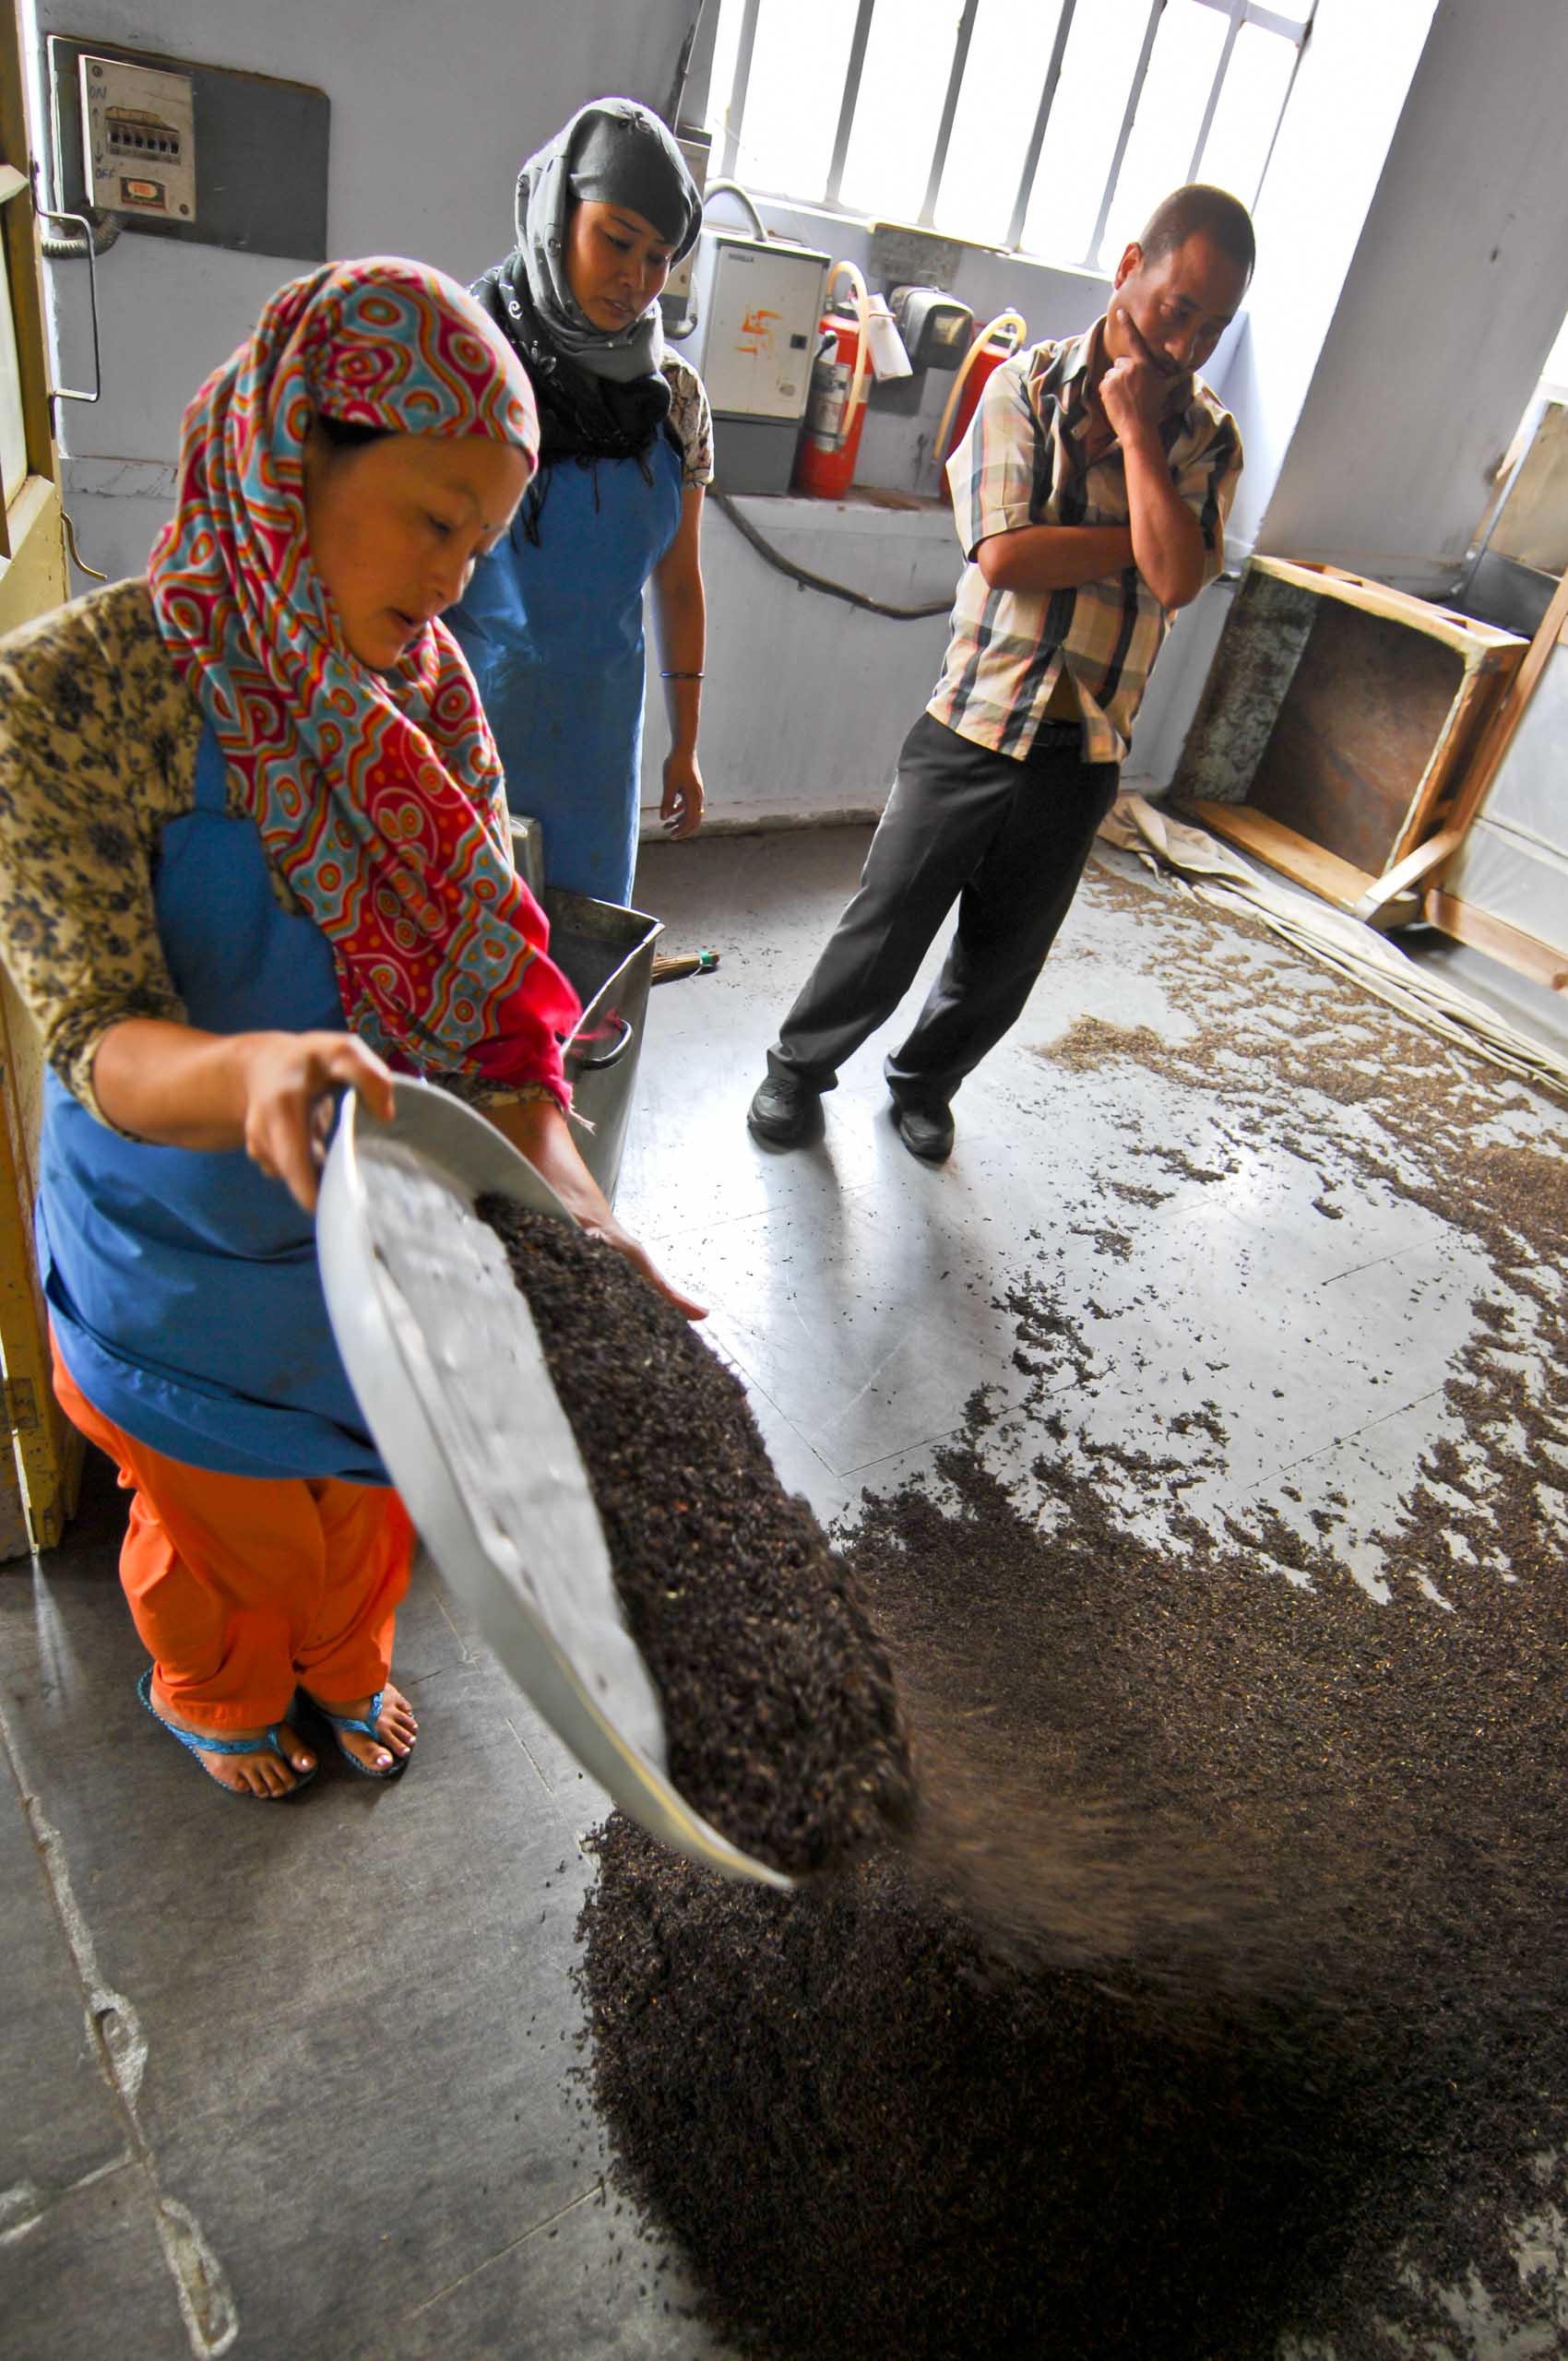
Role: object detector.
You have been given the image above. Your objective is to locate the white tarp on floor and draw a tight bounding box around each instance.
[1099,795,1568,1098]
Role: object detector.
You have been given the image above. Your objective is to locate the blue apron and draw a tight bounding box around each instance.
[37,725,389,1483]
[448,435,683,906]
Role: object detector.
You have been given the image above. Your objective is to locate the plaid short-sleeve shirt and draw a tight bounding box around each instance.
[927,320,1242,766]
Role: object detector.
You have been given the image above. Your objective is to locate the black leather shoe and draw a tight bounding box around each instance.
[894,1102,956,1163]
[748,1072,819,1146]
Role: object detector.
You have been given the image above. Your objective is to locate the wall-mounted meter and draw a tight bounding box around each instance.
[890,286,973,374]
[78,52,196,224]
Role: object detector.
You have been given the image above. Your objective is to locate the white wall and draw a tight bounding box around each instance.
[1207,0,1438,564]
[37,0,695,583]
[1123,0,1568,788]
[33,0,1114,825]
[1123,0,1441,786]
[1251,0,1568,594]
[646,493,961,831]
[32,0,1568,819]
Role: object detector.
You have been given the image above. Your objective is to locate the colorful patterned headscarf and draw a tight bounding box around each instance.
[148,255,580,1102]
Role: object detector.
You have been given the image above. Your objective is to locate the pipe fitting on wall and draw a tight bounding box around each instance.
[40,206,121,261]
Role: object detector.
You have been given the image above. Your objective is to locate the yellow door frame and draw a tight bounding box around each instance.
[0,0,83,1558]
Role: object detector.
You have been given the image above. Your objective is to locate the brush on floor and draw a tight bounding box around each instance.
[650,949,719,985]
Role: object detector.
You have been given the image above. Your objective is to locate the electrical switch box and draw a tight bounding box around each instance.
[683,232,828,422]
[47,35,327,261]
[890,286,973,374]
[676,231,828,492]
[79,53,196,225]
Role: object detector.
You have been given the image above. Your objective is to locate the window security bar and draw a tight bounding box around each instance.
[1186,0,1247,191]
[710,0,1315,275]
[1005,0,1079,255]
[825,0,877,208]
[1083,0,1168,273]
[919,0,982,229]
[718,0,763,182]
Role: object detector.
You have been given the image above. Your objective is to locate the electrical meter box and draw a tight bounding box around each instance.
[678,231,828,494]
[78,52,196,224]
[48,35,328,259]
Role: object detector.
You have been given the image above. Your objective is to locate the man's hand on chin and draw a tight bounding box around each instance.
[1099,317,1173,444]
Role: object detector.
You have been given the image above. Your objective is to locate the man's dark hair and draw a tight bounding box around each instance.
[1137,184,1255,282]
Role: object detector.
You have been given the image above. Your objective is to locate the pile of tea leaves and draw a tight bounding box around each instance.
[476,1194,914,1877]
[571,861,1568,2360]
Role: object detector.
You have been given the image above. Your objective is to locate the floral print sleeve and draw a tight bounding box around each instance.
[0,577,562,1129]
[0,579,203,1127]
[661,354,713,489]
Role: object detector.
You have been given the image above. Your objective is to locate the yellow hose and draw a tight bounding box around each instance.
[824,259,871,452]
[934,311,1028,466]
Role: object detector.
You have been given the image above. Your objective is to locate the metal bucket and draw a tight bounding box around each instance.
[510,818,660,1207]
[547,888,661,1207]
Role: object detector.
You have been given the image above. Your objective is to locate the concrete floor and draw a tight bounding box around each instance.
[4,825,1565,2360]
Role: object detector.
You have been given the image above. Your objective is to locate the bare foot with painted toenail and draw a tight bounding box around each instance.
[305,1681,419,1774]
[193,1722,315,1797]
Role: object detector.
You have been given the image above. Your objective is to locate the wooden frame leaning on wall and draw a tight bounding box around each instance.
[0,0,84,1559]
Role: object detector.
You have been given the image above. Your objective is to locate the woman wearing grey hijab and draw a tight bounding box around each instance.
[448,98,712,907]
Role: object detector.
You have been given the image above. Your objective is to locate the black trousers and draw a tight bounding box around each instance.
[768,711,1119,1111]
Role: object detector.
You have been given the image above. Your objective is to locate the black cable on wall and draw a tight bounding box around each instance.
[711,489,955,623]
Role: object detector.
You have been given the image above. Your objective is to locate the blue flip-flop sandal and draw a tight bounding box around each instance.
[300,1688,411,1782]
[137,1668,317,1797]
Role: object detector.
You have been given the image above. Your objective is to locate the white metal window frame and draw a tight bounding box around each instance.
[713,0,1316,267]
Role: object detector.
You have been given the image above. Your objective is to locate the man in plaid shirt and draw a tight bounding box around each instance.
[749,184,1251,1163]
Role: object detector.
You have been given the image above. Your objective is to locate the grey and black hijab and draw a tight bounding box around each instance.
[473,97,702,537]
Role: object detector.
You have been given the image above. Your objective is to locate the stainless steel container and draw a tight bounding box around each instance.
[547,888,661,1207]
[510,819,660,1207]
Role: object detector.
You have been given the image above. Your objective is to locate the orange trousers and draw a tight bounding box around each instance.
[52,1341,414,1731]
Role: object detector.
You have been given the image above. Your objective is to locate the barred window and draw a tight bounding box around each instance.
[706,0,1313,269]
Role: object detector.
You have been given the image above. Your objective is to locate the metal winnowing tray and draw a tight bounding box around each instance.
[316,1078,795,1892]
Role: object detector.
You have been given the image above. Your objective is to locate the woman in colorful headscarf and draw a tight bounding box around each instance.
[0,256,698,1801]
[448,96,710,906]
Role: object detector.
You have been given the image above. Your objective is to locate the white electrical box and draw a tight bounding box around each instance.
[78,52,196,224]
[685,231,828,423]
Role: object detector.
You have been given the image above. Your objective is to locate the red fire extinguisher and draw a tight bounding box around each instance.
[936,310,1028,469]
[794,262,871,500]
